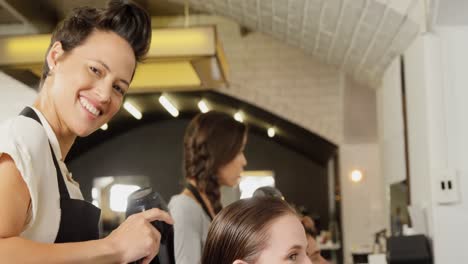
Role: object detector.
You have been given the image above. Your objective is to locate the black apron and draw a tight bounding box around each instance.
[20,107,101,243]
[185,183,213,221]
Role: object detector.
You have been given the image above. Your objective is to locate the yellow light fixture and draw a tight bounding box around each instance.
[147,27,215,57]
[3,35,51,64]
[131,62,201,91]
[159,95,179,117]
[350,169,363,183]
[198,100,210,113]
[0,26,229,92]
[123,102,142,120]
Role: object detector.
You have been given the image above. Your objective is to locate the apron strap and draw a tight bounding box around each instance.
[19,107,71,199]
[185,183,213,221]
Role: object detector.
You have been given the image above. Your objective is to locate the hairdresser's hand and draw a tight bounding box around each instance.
[105,208,174,264]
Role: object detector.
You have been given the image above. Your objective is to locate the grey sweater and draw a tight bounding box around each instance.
[168,194,211,264]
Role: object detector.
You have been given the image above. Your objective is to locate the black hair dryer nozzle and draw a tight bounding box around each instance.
[126,187,175,264]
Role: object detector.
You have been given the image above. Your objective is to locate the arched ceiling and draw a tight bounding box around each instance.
[66,91,338,166]
[169,0,421,86]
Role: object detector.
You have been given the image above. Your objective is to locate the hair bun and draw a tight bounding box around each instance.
[101,0,152,61]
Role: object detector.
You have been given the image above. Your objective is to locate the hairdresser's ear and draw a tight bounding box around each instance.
[233,260,249,264]
[46,41,65,71]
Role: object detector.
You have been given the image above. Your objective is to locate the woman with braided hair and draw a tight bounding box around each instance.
[168,111,248,264]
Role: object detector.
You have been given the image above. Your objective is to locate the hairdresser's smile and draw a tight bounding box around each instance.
[79,96,102,118]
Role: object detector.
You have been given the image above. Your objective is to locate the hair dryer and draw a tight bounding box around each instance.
[126,187,175,264]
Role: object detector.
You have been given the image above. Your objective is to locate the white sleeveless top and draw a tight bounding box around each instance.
[0,107,84,243]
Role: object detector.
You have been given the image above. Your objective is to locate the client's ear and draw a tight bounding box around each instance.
[233,260,249,264]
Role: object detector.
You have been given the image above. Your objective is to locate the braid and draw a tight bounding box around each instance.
[184,140,208,182]
[203,174,222,214]
[184,130,222,213]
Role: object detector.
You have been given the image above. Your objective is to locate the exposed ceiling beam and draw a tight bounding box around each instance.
[354,0,390,76]
[327,0,346,64]
[0,24,37,36]
[2,0,57,33]
[313,1,327,55]
[340,0,370,68]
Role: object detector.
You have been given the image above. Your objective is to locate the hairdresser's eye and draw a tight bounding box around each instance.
[113,84,125,96]
[89,66,101,76]
[287,253,298,261]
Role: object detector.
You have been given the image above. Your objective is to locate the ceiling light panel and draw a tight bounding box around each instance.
[198,100,210,113]
[159,95,179,117]
[123,102,142,120]
[234,111,244,123]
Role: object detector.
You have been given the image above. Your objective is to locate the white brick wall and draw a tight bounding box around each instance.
[343,77,378,144]
[156,15,344,143]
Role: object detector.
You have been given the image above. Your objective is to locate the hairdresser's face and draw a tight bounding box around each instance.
[255,214,312,264]
[47,30,135,136]
[218,135,248,187]
[306,235,329,264]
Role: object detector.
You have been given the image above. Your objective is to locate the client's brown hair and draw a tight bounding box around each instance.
[202,197,296,264]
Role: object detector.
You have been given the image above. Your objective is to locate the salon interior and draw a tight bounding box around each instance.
[1,0,467,263]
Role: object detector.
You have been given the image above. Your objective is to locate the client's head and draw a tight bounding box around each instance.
[202,197,312,264]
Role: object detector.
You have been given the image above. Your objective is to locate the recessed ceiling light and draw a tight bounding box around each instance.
[234,111,244,123]
[350,169,363,183]
[198,99,210,113]
[267,127,275,138]
[123,102,142,120]
[159,95,179,117]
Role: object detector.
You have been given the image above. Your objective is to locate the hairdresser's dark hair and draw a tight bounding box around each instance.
[40,0,151,86]
[202,197,296,264]
[184,111,247,214]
